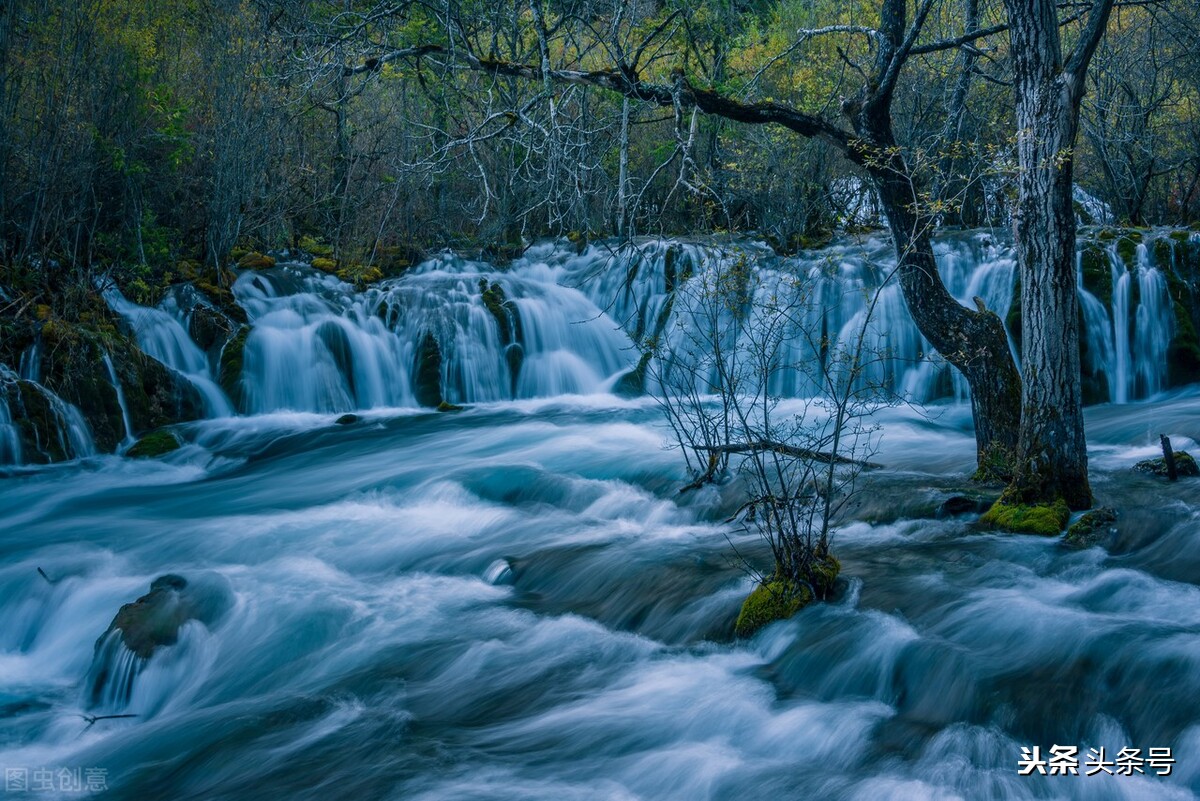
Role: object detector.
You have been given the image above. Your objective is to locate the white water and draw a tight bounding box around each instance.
[101,353,136,452]
[104,288,233,418]
[1,396,1198,799]
[1,232,1185,467]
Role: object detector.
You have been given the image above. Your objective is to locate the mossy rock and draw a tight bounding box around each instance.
[1063,507,1118,549]
[734,579,810,638]
[312,257,338,274]
[236,252,276,270]
[980,497,1070,536]
[218,326,250,411]
[436,400,464,412]
[298,235,335,258]
[565,230,588,254]
[1079,244,1112,306]
[336,263,384,288]
[127,430,181,458]
[1114,234,1141,269]
[414,331,443,408]
[734,554,840,638]
[1133,451,1199,478]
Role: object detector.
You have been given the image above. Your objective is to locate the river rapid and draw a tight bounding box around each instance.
[2,234,1200,800]
[1,390,1199,800]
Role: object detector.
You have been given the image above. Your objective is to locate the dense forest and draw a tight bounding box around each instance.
[5,3,1200,798]
[2,0,1199,295]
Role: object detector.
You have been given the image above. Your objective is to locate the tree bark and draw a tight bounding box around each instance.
[1001,0,1113,508]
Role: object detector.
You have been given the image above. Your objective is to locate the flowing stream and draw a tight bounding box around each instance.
[1,233,1198,800]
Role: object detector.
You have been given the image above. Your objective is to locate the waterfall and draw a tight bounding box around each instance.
[0,370,22,465]
[1104,242,1174,403]
[103,352,137,450]
[104,287,234,417]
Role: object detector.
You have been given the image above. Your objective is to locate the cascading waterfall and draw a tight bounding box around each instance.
[559,234,1017,403]
[0,370,22,465]
[104,287,233,417]
[0,231,1181,467]
[1096,242,1174,403]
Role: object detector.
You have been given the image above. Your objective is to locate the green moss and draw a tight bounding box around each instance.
[1134,451,1199,477]
[218,326,250,411]
[312,257,338,273]
[298,235,334,258]
[1079,244,1111,306]
[1152,237,1173,269]
[980,497,1070,535]
[733,553,840,638]
[236,252,275,270]
[734,579,809,638]
[1114,234,1141,269]
[1063,507,1117,549]
[127,429,181,458]
[436,400,464,412]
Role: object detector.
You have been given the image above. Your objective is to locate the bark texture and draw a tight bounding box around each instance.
[1002,0,1114,508]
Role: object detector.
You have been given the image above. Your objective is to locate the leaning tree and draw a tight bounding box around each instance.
[298,0,1119,506]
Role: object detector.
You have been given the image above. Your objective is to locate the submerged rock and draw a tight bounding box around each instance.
[335,413,359,425]
[937,495,993,517]
[126,429,181,458]
[1063,507,1118,549]
[1133,451,1199,478]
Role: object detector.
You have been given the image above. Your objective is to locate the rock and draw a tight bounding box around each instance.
[1134,451,1199,478]
[734,554,839,638]
[980,497,1071,536]
[99,575,193,659]
[88,573,234,705]
[236,251,276,270]
[218,326,250,411]
[335,413,359,425]
[1063,507,1118,549]
[126,430,181,458]
[312,257,338,273]
[436,401,463,412]
[937,495,993,517]
[735,579,809,638]
[414,331,443,408]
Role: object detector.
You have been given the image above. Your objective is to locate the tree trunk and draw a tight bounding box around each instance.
[1001,0,1112,509]
[867,148,1021,476]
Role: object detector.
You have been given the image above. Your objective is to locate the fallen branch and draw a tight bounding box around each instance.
[697,441,883,468]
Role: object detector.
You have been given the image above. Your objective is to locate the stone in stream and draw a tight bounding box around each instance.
[1063,507,1119,549]
[88,573,234,706]
[1134,450,1199,478]
[335,413,359,425]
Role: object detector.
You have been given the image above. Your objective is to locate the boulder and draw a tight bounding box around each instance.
[1134,451,1199,478]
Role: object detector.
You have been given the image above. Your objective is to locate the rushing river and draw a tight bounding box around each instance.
[2,390,1200,800]
[2,233,1200,799]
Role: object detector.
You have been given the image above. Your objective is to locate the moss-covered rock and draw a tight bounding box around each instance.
[735,579,808,638]
[414,331,443,408]
[126,429,181,458]
[436,400,464,412]
[298,235,334,259]
[1063,507,1118,549]
[734,554,840,638]
[980,497,1071,535]
[312,257,338,273]
[1079,244,1112,306]
[236,251,275,270]
[218,326,250,411]
[1134,450,1199,478]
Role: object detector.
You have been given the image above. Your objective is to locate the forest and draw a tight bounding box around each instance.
[2,1,1200,799]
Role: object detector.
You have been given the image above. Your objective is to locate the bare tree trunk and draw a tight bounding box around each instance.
[1001,0,1114,508]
